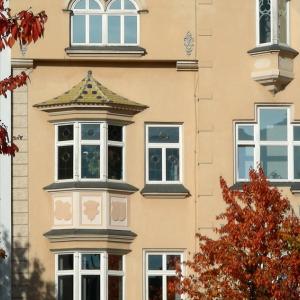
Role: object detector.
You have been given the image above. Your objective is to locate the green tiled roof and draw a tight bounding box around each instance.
[34,71,147,110]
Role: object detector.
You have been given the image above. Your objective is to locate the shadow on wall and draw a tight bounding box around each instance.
[0,231,55,300]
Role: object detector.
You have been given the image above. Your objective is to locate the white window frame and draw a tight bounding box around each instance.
[55,121,125,182]
[71,0,140,46]
[144,251,184,300]
[235,106,300,182]
[145,124,183,184]
[55,251,125,300]
[256,0,290,46]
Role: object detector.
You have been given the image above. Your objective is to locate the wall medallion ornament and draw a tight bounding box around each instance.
[111,201,126,222]
[184,31,194,56]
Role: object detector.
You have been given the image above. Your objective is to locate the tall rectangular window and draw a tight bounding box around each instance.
[145,252,183,300]
[146,125,182,183]
[235,106,300,182]
[257,0,289,45]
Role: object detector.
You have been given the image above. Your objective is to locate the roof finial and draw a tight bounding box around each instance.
[87,70,92,79]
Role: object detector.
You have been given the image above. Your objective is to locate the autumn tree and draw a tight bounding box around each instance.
[178,168,300,300]
[0,0,47,156]
[0,0,47,260]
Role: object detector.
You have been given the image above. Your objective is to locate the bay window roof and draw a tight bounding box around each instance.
[34,71,147,113]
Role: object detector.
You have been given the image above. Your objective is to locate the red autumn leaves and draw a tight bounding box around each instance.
[0,0,47,50]
[178,168,300,300]
[0,0,47,156]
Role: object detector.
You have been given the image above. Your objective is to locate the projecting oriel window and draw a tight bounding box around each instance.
[55,122,125,181]
[146,125,182,184]
[257,0,289,45]
[235,106,300,181]
[56,252,125,300]
[71,0,139,46]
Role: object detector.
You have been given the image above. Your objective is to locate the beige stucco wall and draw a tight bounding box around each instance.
[9,0,300,299]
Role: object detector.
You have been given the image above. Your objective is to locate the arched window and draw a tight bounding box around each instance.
[71,0,139,46]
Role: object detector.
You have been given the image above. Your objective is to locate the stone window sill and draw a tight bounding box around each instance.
[65,46,147,57]
[231,181,300,194]
[140,184,190,199]
[44,181,139,194]
[247,44,299,57]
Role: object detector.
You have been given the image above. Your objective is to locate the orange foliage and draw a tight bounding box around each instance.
[0,0,47,157]
[177,168,300,300]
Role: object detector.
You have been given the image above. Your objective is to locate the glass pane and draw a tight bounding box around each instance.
[58,146,73,180]
[259,108,287,141]
[89,0,100,9]
[109,0,121,9]
[294,126,300,141]
[108,146,123,180]
[81,145,100,178]
[261,146,288,179]
[81,124,100,140]
[108,125,123,141]
[73,15,86,43]
[149,149,162,181]
[278,0,288,44]
[124,0,136,9]
[58,254,73,271]
[74,0,86,9]
[238,146,254,180]
[167,255,181,270]
[166,148,180,181]
[149,127,179,143]
[108,16,121,43]
[108,276,123,300]
[58,275,73,300]
[124,16,137,44]
[82,254,100,270]
[89,15,102,43]
[259,0,271,44]
[81,275,100,300]
[148,276,162,300]
[167,276,181,300]
[148,255,162,270]
[294,146,300,179]
[238,125,254,141]
[108,255,123,271]
[58,125,73,141]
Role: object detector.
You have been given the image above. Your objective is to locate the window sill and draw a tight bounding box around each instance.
[44,181,139,194]
[140,184,190,199]
[44,228,137,244]
[65,45,147,57]
[247,44,299,57]
[231,181,300,194]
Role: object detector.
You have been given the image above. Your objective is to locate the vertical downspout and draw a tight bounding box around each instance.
[0,0,12,298]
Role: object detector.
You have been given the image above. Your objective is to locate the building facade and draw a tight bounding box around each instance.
[7,0,300,299]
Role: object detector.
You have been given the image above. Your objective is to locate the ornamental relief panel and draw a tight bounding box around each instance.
[81,195,102,226]
[54,197,73,226]
[110,196,127,227]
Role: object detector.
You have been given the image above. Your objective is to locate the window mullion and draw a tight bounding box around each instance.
[102,123,108,180]
[74,123,80,180]
[162,147,166,182]
[102,252,108,300]
[272,0,279,44]
[75,253,80,300]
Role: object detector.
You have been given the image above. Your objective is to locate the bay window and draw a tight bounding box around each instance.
[146,125,182,184]
[235,106,300,181]
[257,0,289,45]
[56,122,124,181]
[56,252,124,300]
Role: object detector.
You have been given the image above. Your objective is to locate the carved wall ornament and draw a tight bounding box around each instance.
[54,200,72,221]
[184,31,194,56]
[111,201,126,222]
[83,200,100,221]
